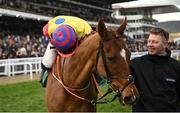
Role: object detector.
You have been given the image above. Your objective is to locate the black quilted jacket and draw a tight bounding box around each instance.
[131,50,180,112]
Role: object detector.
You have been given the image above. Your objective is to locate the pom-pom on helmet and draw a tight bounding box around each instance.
[51,25,78,58]
[43,24,49,38]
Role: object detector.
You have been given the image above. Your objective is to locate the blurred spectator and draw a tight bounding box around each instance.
[0,37,6,54]
[30,43,41,57]
[6,36,17,58]
[16,44,27,58]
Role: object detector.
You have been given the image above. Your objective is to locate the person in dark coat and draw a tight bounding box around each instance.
[131,27,180,112]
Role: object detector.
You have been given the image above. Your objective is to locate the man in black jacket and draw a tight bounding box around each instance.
[131,27,180,112]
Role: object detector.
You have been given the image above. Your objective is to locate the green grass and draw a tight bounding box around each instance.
[0,81,131,112]
[0,81,47,112]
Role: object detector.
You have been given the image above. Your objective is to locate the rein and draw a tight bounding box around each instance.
[52,72,94,103]
[56,56,91,91]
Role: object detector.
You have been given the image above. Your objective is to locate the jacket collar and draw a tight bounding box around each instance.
[147,48,171,63]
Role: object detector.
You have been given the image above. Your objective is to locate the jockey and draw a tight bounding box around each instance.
[40,16,92,87]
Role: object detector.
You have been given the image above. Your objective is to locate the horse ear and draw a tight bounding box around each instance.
[97,19,107,39]
[116,17,127,37]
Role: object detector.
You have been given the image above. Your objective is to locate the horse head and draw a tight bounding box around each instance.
[95,18,139,105]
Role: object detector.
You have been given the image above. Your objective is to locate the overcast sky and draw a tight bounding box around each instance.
[139,0,180,22]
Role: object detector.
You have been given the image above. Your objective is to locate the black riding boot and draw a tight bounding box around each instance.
[40,63,49,88]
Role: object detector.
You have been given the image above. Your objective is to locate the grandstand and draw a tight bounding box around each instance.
[0,0,135,59]
[0,0,132,29]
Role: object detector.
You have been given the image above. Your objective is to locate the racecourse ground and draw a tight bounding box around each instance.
[0,75,131,112]
[0,74,39,85]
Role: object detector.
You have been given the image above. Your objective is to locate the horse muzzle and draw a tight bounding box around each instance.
[120,94,137,105]
[118,85,139,105]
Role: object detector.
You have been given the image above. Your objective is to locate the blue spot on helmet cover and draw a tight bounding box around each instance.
[55,18,65,24]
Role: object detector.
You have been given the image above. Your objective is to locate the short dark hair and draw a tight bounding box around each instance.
[149,27,169,40]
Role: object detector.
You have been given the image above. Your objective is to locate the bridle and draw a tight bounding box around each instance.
[94,39,134,101]
[52,38,134,105]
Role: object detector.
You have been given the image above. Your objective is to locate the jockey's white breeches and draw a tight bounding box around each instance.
[42,42,57,68]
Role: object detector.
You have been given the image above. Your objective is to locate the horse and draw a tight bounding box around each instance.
[45,18,139,112]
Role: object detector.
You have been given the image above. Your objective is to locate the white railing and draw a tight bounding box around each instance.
[0,50,179,79]
[0,57,42,79]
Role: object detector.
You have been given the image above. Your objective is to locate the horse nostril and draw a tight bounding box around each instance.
[123,96,135,104]
[124,96,131,102]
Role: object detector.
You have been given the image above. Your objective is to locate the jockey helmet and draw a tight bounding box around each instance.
[51,25,78,58]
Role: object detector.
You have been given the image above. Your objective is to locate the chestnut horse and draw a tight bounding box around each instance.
[46,18,139,112]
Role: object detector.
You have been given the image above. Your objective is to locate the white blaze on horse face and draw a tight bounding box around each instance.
[120,49,127,62]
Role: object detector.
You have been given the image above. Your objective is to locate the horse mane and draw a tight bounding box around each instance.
[78,30,97,45]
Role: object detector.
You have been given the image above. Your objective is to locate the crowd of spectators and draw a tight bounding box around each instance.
[0,33,179,60]
[127,39,179,52]
[0,33,48,59]
[127,40,148,52]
